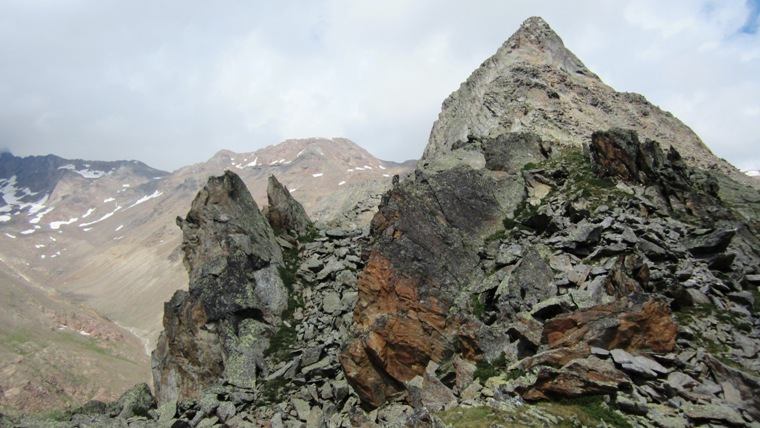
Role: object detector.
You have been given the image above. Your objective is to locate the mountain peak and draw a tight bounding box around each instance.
[500,16,596,77]
[422,17,735,182]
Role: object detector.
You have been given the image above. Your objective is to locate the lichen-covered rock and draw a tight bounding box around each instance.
[152,171,287,403]
[116,383,156,419]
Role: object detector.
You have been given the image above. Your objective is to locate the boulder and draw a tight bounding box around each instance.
[116,383,156,419]
[684,229,736,255]
[520,356,630,400]
[542,295,677,353]
[609,348,668,379]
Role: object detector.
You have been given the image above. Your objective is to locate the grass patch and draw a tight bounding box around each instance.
[437,396,632,428]
[558,395,632,428]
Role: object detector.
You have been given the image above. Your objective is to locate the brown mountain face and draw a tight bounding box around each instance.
[423,17,756,190]
[0,138,412,414]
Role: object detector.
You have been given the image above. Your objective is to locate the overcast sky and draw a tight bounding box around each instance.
[1,1,759,172]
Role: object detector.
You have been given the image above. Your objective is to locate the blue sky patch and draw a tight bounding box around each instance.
[741,0,760,33]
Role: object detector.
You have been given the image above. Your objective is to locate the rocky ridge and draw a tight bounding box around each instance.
[3,15,760,428]
[11,125,759,427]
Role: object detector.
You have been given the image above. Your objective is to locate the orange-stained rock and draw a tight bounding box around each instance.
[341,165,507,408]
[542,295,676,353]
[338,337,404,408]
[520,356,630,401]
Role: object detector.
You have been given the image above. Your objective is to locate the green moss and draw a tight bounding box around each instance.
[471,294,484,318]
[40,408,73,422]
[473,353,511,383]
[484,229,506,243]
[265,246,303,362]
[259,376,289,404]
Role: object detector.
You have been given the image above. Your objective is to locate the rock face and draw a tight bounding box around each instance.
[423,16,755,189]
[341,132,551,407]
[264,174,312,237]
[152,170,287,403]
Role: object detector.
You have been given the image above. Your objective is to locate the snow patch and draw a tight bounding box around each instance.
[383,174,390,177]
[127,190,163,209]
[29,206,54,224]
[35,244,46,249]
[312,173,324,178]
[82,228,92,232]
[235,157,259,169]
[378,165,386,170]
[57,164,109,178]
[114,236,124,241]
[115,224,123,232]
[5,233,16,239]
[49,217,78,230]
[0,215,10,222]
[103,197,115,203]
[79,206,122,227]
[82,208,95,218]
[338,181,346,186]
[20,229,35,235]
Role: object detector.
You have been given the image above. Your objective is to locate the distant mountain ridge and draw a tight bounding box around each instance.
[0,137,413,413]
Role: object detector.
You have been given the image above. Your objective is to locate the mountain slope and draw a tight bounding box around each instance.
[0,259,150,414]
[0,139,412,373]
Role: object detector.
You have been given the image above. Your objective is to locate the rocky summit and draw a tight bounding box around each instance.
[3,15,760,428]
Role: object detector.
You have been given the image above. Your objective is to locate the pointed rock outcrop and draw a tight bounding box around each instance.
[264,174,312,238]
[423,16,737,182]
[152,170,287,403]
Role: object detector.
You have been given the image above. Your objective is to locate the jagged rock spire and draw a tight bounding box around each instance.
[265,174,312,238]
[152,170,287,403]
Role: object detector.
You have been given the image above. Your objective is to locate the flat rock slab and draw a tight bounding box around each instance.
[610,349,668,379]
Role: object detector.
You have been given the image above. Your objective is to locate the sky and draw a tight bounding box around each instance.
[1,1,759,173]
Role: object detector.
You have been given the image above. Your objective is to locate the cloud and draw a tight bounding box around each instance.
[0,1,758,172]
